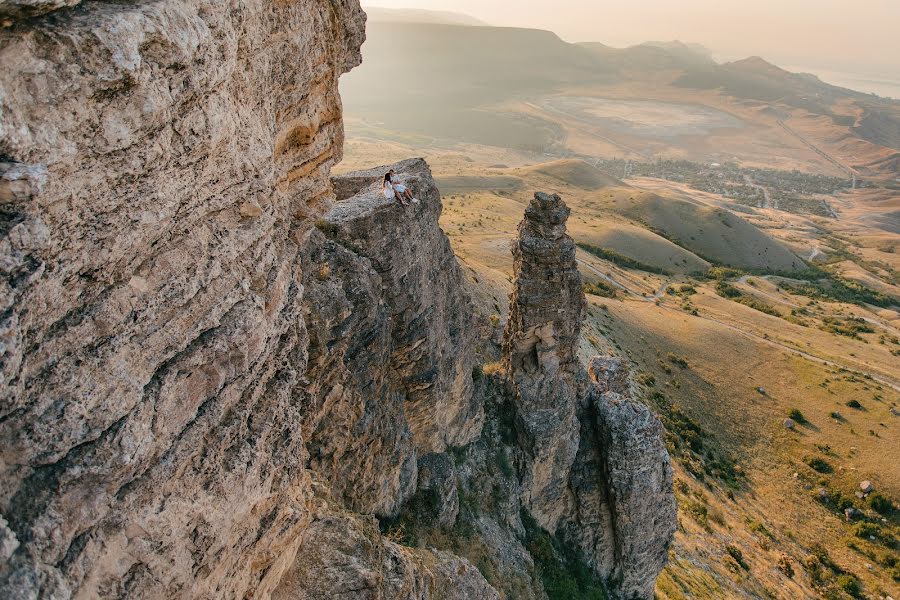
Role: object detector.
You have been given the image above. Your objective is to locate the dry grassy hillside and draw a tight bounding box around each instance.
[340,138,899,599]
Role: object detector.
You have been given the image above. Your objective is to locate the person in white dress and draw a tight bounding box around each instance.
[389,169,417,204]
[383,172,403,204]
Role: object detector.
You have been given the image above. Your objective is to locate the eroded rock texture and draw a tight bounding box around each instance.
[504,195,675,600]
[0,1,376,597]
[503,192,587,530]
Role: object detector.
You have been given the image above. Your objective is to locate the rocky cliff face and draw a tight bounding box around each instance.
[0,2,674,599]
[1,1,371,597]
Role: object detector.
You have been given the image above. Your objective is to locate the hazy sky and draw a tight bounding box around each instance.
[363,0,900,79]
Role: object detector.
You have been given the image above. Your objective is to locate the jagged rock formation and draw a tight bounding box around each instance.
[0,2,674,599]
[503,192,587,529]
[499,194,676,599]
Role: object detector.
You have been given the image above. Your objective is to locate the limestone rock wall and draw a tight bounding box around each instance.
[296,158,480,518]
[502,192,587,531]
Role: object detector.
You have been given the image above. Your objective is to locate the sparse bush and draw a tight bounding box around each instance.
[638,373,656,387]
[846,399,862,409]
[777,554,794,578]
[788,409,808,424]
[726,545,749,570]
[577,243,670,275]
[853,522,879,540]
[314,219,340,238]
[667,353,689,369]
[714,281,779,315]
[583,280,618,298]
[835,574,862,597]
[804,456,833,473]
[869,493,895,515]
[820,316,875,339]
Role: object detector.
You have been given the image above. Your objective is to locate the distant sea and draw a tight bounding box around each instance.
[782,65,900,100]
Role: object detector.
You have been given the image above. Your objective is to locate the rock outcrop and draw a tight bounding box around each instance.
[499,193,676,599]
[503,192,587,530]
[0,2,674,599]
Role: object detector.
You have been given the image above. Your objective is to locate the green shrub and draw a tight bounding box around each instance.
[835,574,862,597]
[854,522,879,540]
[583,280,618,298]
[577,243,670,275]
[846,399,862,409]
[726,545,749,570]
[869,493,895,515]
[804,456,833,473]
[521,511,608,600]
[788,409,808,424]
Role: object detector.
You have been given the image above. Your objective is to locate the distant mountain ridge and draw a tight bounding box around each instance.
[342,12,900,161]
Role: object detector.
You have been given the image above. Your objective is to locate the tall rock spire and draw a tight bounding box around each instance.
[502,192,675,600]
[502,192,587,529]
[503,192,585,382]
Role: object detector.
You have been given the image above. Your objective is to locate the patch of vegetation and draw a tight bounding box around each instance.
[667,353,689,369]
[583,280,618,298]
[577,243,671,275]
[869,493,895,516]
[820,316,875,340]
[788,408,808,424]
[648,392,744,489]
[481,361,504,376]
[815,485,856,514]
[725,545,749,571]
[835,574,863,598]
[667,284,697,298]
[705,266,746,281]
[853,522,898,551]
[845,399,863,409]
[780,272,897,308]
[714,281,780,316]
[804,543,866,597]
[682,495,711,531]
[804,456,833,474]
[314,219,340,238]
[777,553,795,578]
[521,511,608,600]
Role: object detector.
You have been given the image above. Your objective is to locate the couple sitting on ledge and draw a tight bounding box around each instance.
[383,169,418,206]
